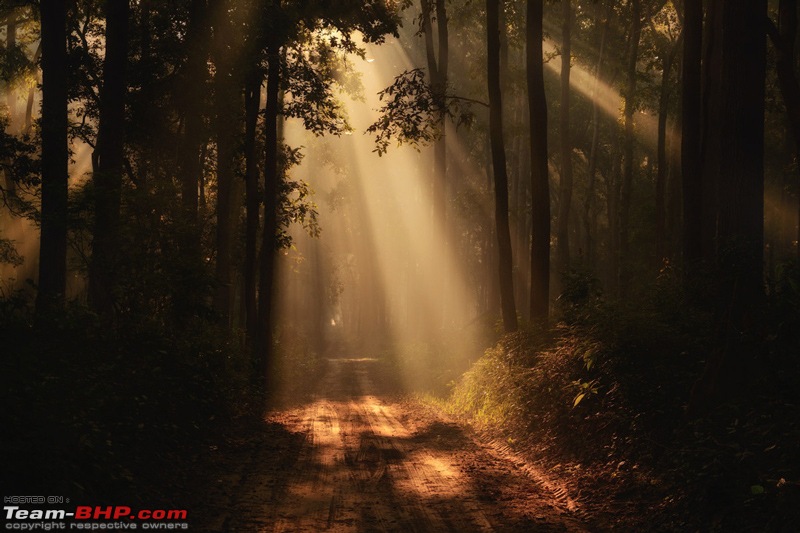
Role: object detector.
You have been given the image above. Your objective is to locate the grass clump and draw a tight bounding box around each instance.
[443,276,800,530]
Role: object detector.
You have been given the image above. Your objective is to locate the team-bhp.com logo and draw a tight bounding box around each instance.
[4,504,190,530]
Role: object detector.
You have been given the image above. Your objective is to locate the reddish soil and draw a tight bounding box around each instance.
[198,358,588,532]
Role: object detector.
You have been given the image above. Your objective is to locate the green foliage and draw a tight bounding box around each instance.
[446,285,716,459]
[0,4,38,87]
[283,36,354,136]
[557,267,603,323]
[276,144,321,248]
[447,338,535,428]
[571,378,599,408]
[367,68,443,154]
[0,235,23,266]
[367,68,478,155]
[0,113,40,195]
[443,270,800,529]
[0,40,35,86]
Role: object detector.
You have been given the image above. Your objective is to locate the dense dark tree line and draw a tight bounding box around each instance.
[367,0,797,405]
[1,0,799,405]
[1,0,402,400]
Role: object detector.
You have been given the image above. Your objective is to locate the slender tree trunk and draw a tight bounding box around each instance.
[24,42,41,135]
[699,0,721,265]
[177,0,207,261]
[681,0,703,274]
[212,0,238,324]
[172,0,209,321]
[515,118,531,315]
[487,0,517,333]
[89,0,129,317]
[655,32,681,266]
[434,0,448,229]
[619,0,641,296]
[37,0,69,315]
[584,7,608,269]
[257,41,281,397]
[137,0,154,194]
[528,0,549,325]
[310,239,326,356]
[666,110,682,260]
[607,135,622,293]
[767,0,800,260]
[556,0,573,281]
[244,68,261,351]
[435,0,449,326]
[6,19,16,128]
[420,0,449,328]
[689,0,767,414]
[709,0,767,310]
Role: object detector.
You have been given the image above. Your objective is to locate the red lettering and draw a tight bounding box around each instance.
[75,506,92,519]
[113,506,131,519]
[94,506,113,519]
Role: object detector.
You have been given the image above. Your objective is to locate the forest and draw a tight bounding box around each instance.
[2,0,799,530]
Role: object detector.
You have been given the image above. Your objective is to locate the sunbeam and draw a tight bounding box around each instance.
[542,37,663,152]
[277,35,485,392]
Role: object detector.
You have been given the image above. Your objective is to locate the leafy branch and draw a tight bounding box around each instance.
[366,68,487,155]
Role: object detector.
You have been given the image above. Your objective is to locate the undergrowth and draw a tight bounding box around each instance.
[0,291,317,506]
[444,268,800,531]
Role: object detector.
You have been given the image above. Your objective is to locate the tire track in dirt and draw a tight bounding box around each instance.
[223,358,587,532]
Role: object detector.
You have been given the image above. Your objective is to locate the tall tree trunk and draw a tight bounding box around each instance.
[212,0,238,324]
[89,0,129,317]
[655,32,681,266]
[173,0,208,320]
[257,41,281,398]
[689,0,767,414]
[666,110,682,260]
[36,0,69,315]
[607,135,622,293]
[244,68,261,351]
[487,0,517,333]
[767,0,800,260]
[619,0,641,296]
[556,0,573,281]
[137,0,154,193]
[420,0,448,328]
[709,0,767,317]
[527,0,549,325]
[514,116,531,315]
[24,42,41,135]
[434,0,448,230]
[177,0,207,262]
[681,0,703,274]
[435,0,449,327]
[584,5,608,269]
[6,18,16,128]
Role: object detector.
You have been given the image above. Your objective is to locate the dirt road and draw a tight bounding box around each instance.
[207,358,586,532]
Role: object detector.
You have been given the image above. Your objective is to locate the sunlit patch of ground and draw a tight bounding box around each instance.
[198,358,587,532]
